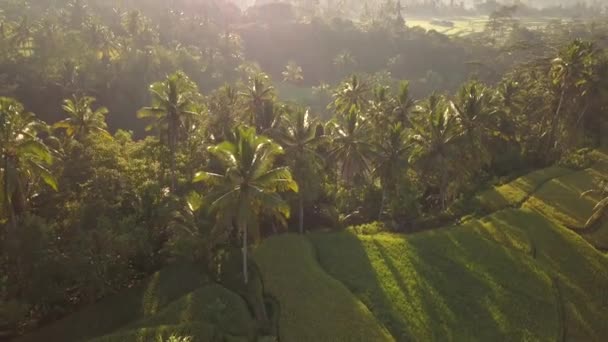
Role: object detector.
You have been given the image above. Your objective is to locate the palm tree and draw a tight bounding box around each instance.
[240,74,275,130]
[328,109,374,184]
[194,126,298,283]
[449,82,498,168]
[282,61,304,84]
[392,81,416,126]
[274,107,325,233]
[54,95,111,140]
[409,94,462,210]
[581,178,608,229]
[208,85,240,143]
[138,71,200,192]
[548,40,594,152]
[0,97,57,232]
[373,123,410,219]
[330,75,369,115]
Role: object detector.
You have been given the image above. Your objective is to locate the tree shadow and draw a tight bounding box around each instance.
[489,209,608,340]
[311,227,556,341]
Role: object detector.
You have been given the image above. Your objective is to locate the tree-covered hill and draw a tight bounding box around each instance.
[2,1,608,341]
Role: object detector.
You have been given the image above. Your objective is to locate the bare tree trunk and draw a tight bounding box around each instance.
[547,86,566,153]
[440,164,448,211]
[378,183,387,220]
[169,123,177,193]
[298,195,304,234]
[242,222,248,284]
[575,103,590,128]
[3,156,16,234]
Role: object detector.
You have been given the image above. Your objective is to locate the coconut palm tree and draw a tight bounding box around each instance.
[282,61,304,84]
[274,107,325,233]
[547,40,594,152]
[0,97,57,232]
[373,122,410,219]
[409,94,462,210]
[330,75,369,116]
[449,81,498,168]
[328,109,374,184]
[138,71,200,192]
[393,81,416,126]
[194,126,298,284]
[240,74,275,130]
[54,95,111,140]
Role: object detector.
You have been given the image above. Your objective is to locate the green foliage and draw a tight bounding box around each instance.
[254,235,393,342]
[558,148,595,170]
[3,1,608,337]
[121,284,256,339]
[0,97,56,225]
[89,323,217,342]
[54,95,110,140]
[346,221,389,235]
[15,264,207,342]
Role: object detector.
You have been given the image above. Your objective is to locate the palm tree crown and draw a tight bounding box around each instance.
[0,97,57,228]
[54,95,110,140]
[138,71,201,191]
[194,125,298,283]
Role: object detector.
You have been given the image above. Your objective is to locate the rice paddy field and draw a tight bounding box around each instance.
[15,150,608,342]
[406,17,563,36]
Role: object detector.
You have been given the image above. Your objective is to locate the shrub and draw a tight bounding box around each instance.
[346,221,389,235]
[558,148,594,170]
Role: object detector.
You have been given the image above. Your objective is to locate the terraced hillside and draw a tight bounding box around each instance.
[14,150,608,342]
[14,264,258,342]
[264,149,608,341]
[254,235,394,342]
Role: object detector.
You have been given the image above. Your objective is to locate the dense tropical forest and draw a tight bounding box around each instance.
[1,0,608,341]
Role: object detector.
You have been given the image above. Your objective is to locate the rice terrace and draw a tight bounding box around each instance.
[1,0,608,341]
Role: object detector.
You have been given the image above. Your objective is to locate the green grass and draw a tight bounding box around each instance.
[15,263,208,342]
[310,218,557,341]
[89,322,219,342]
[481,209,608,340]
[91,284,256,342]
[253,235,394,342]
[475,166,573,213]
[123,284,256,337]
[522,150,608,231]
[311,208,608,341]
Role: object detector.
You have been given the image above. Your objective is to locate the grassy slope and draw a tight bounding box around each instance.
[475,166,573,213]
[15,264,257,342]
[480,210,608,341]
[15,263,207,342]
[90,284,256,342]
[253,235,394,342]
[310,223,557,341]
[308,149,608,341]
[523,150,608,247]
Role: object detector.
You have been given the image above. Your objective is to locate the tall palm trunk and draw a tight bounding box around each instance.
[169,116,178,192]
[3,156,17,234]
[440,158,449,211]
[378,180,387,220]
[242,221,249,284]
[298,195,304,234]
[547,85,566,153]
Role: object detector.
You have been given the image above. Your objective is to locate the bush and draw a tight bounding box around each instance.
[346,222,390,235]
[559,148,594,169]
